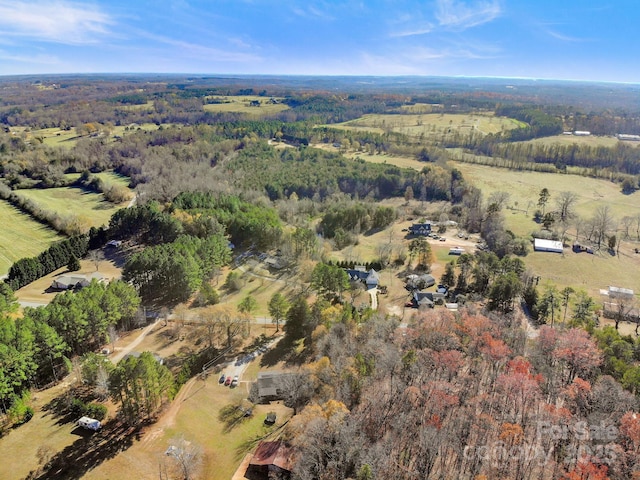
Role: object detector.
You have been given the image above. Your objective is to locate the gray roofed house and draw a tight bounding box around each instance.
[365,269,379,288]
[51,272,106,290]
[256,372,291,400]
[346,268,379,289]
[412,291,446,308]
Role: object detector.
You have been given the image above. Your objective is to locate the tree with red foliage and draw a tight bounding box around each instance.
[561,461,610,480]
[554,328,602,385]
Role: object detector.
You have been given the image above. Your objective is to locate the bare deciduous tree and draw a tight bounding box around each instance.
[555,191,578,222]
[165,436,203,480]
[88,249,105,271]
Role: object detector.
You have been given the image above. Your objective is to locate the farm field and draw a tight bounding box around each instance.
[15,185,130,229]
[203,95,289,116]
[0,200,64,275]
[328,112,525,141]
[519,133,636,149]
[450,161,640,235]
[12,123,162,148]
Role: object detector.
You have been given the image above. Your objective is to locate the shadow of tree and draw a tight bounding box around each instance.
[25,420,140,480]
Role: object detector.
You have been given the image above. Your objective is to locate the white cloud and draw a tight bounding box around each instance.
[136,31,263,63]
[0,49,59,64]
[544,29,588,43]
[435,0,501,29]
[0,0,113,45]
[389,22,435,38]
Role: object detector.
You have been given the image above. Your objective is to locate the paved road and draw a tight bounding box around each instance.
[18,300,49,309]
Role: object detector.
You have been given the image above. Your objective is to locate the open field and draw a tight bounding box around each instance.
[15,185,129,229]
[328,112,525,140]
[0,379,83,480]
[12,123,162,148]
[526,248,640,299]
[80,373,293,480]
[204,95,289,116]
[93,171,133,189]
[451,161,640,235]
[519,134,638,149]
[0,200,63,275]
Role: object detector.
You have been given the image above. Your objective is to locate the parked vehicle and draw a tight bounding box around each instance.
[78,416,101,431]
[225,376,232,386]
[219,373,226,384]
[231,375,239,387]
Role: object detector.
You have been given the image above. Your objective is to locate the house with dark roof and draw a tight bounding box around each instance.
[244,441,294,480]
[411,291,447,309]
[256,372,291,400]
[345,268,379,289]
[408,223,432,236]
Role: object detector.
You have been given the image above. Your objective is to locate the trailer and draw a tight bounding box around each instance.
[78,416,101,431]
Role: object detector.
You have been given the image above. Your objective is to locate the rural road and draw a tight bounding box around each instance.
[110,318,161,363]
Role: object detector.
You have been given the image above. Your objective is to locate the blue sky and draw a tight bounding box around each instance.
[0,0,637,82]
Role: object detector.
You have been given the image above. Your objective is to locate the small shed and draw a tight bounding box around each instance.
[245,441,294,480]
[533,238,563,253]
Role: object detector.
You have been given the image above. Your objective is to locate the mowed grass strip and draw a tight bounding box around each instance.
[16,186,129,229]
[0,200,63,274]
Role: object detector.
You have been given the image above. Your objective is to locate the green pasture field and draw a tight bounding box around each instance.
[0,201,64,274]
[93,171,132,189]
[15,185,129,229]
[203,95,289,116]
[329,113,525,140]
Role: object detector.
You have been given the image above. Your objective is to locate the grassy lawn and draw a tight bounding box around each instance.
[82,370,293,480]
[0,200,64,275]
[0,382,80,480]
[204,96,289,116]
[93,171,133,189]
[15,186,129,229]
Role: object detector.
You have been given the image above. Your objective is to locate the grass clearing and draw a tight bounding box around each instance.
[519,134,636,149]
[204,95,289,116]
[0,200,63,275]
[81,359,293,480]
[328,112,524,141]
[15,185,129,229]
[93,171,132,189]
[450,161,640,230]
